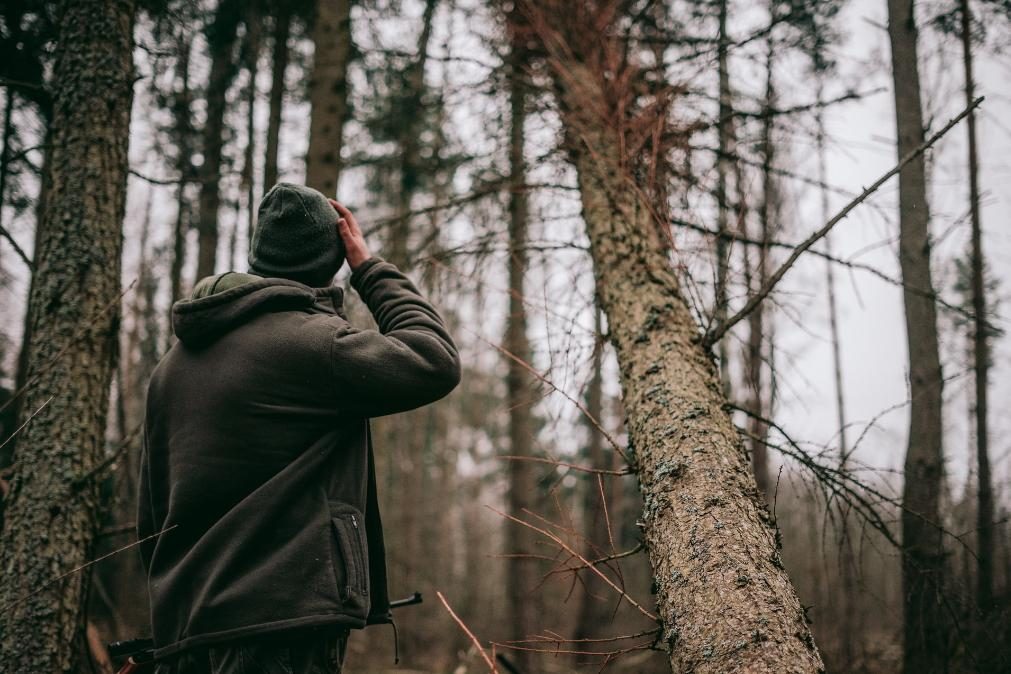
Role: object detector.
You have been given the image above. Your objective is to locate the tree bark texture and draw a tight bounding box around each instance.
[306,0,353,197]
[522,10,824,667]
[958,0,993,616]
[194,0,241,281]
[570,132,822,674]
[0,0,135,671]
[885,1,947,671]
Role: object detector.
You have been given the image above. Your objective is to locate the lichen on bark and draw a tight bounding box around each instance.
[0,0,136,670]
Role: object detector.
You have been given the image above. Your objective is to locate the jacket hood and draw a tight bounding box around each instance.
[172,275,346,346]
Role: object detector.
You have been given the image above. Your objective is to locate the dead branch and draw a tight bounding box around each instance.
[674,217,976,322]
[487,505,657,622]
[0,395,53,452]
[498,454,631,475]
[463,325,630,464]
[436,591,499,673]
[0,524,177,614]
[0,222,33,269]
[703,96,984,349]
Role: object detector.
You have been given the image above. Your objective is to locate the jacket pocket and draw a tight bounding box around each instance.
[329,503,369,600]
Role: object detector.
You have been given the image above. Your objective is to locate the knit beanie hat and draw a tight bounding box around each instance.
[248,182,346,287]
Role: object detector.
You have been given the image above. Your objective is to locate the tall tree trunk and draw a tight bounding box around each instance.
[264,9,290,190]
[0,0,136,670]
[815,78,858,664]
[516,5,824,670]
[574,307,613,640]
[194,0,242,282]
[746,45,775,498]
[958,0,992,617]
[236,7,260,270]
[386,0,438,267]
[503,33,537,668]
[169,34,193,320]
[713,0,733,397]
[305,0,353,196]
[885,1,947,671]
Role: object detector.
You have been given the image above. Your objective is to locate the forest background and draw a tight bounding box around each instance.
[0,0,1009,672]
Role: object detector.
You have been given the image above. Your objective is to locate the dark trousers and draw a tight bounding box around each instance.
[152,626,350,674]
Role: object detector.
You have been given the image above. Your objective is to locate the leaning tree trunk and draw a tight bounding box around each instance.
[516,4,824,670]
[0,0,136,670]
[306,0,353,196]
[886,2,947,672]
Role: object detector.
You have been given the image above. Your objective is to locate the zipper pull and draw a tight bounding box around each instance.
[351,514,359,529]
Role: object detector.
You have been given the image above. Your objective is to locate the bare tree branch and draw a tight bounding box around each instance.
[704,96,984,349]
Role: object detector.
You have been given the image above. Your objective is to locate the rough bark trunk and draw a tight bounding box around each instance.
[305,0,352,196]
[264,10,290,190]
[528,17,823,667]
[0,0,136,671]
[958,0,992,616]
[503,39,538,667]
[885,1,947,671]
[569,127,822,672]
[194,0,241,281]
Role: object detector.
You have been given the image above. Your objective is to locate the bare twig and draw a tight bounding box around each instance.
[499,454,630,475]
[0,395,53,452]
[72,422,143,489]
[463,325,630,464]
[487,505,657,621]
[676,217,979,323]
[0,524,177,613]
[0,222,33,268]
[704,96,984,348]
[436,591,499,673]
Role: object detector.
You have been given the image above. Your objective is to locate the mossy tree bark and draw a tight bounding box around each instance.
[569,128,823,674]
[885,1,947,671]
[518,4,825,669]
[0,0,136,671]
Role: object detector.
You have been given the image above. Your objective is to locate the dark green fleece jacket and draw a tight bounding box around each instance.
[137,257,460,660]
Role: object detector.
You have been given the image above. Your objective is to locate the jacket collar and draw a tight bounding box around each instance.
[172,275,346,346]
